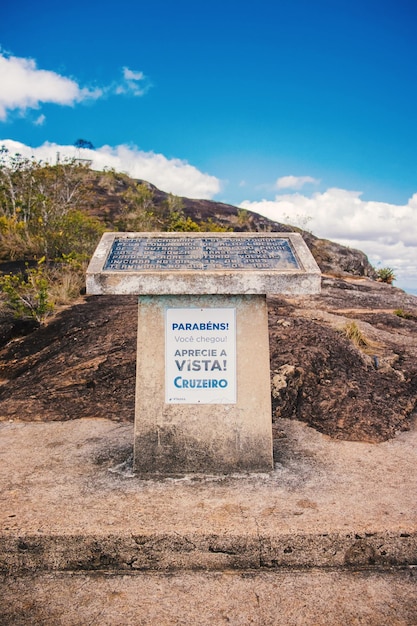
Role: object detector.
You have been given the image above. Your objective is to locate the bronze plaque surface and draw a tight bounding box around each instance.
[104,236,299,271]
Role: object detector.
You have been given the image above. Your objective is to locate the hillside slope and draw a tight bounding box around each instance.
[0,174,415,442]
[83,175,377,279]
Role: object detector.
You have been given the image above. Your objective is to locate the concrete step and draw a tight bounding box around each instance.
[1,568,416,625]
[1,418,416,574]
[1,418,416,623]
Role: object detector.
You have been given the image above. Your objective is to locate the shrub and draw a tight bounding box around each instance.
[199,218,232,232]
[0,215,38,260]
[0,148,102,261]
[376,267,396,284]
[0,260,53,323]
[167,211,201,232]
[42,209,105,261]
[0,255,90,321]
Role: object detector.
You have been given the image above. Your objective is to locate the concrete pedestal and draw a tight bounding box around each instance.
[134,294,273,474]
[87,232,321,476]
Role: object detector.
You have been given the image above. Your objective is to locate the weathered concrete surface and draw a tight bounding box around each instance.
[1,568,416,625]
[1,417,416,624]
[135,294,273,474]
[1,417,416,573]
[86,232,321,296]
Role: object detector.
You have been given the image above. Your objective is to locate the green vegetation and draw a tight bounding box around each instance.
[114,180,158,231]
[74,139,95,150]
[0,146,105,263]
[394,308,415,320]
[0,260,53,323]
[200,218,232,232]
[0,147,231,323]
[0,147,107,322]
[376,267,396,284]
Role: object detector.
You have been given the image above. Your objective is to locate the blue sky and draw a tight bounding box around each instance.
[1,0,417,292]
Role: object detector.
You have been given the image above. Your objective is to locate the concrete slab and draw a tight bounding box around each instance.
[1,417,416,573]
[86,232,321,296]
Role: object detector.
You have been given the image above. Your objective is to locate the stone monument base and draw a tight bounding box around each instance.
[87,231,321,476]
[134,294,273,474]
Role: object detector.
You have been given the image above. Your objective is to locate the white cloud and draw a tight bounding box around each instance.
[240,187,417,293]
[0,139,221,200]
[92,144,220,197]
[0,52,101,121]
[116,66,151,97]
[276,175,320,190]
[0,52,150,122]
[123,68,144,81]
[34,114,46,126]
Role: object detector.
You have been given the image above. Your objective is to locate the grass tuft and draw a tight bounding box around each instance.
[394,309,415,320]
[341,321,380,354]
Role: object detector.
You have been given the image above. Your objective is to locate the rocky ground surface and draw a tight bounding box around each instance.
[269,275,417,442]
[0,275,416,443]
[1,404,417,624]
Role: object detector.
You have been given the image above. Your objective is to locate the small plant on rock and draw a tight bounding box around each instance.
[341,321,380,354]
[376,267,396,284]
[394,309,415,320]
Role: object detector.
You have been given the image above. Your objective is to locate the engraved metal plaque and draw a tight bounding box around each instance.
[103,236,299,271]
[87,232,321,296]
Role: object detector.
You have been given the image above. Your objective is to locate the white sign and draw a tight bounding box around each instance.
[165,308,236,404]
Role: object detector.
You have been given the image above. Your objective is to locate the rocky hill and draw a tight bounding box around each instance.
[85,175,378,279]
[0,273,416,443]
[0,176,416,443]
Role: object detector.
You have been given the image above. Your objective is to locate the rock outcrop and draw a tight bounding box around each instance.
[1,276,416,442]
[0,177,415,441]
